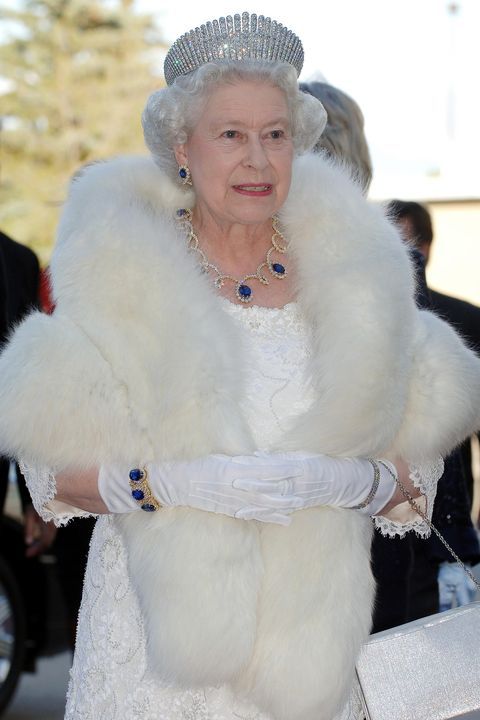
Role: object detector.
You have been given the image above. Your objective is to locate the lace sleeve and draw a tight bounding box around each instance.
[373,458,444,539]
[19,460,97,527]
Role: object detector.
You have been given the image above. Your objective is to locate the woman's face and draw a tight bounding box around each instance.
[175,81,294,228]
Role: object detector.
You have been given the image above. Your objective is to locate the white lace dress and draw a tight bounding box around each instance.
[21,302,442,720]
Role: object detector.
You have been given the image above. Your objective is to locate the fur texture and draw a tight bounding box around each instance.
[235,508,374,720]
[118,508,264,686]
[0,152,479,720]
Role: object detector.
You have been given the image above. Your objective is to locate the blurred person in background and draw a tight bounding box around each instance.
[1,235,93,666]
[0,230,42,524]
[300,82,480,625]
[302,80,479,620]
[388,199,480,615]
[0,229,55,669]
[299,80,372,193]
[387,199,480,357]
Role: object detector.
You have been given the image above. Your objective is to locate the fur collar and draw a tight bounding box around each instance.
[1,151,478,468]
[50,152,417,461]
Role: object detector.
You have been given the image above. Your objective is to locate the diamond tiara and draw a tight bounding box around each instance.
[164,12,304,86]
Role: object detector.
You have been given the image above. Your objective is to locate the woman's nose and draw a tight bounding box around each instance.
[243,137,269,170]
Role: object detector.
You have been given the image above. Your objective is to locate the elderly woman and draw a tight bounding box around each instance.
[0,12,479,720]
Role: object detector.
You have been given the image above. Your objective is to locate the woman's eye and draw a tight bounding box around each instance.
[223,130,238,139]
[269,130,284,140]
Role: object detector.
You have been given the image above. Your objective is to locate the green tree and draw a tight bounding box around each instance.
[0,0,165,263]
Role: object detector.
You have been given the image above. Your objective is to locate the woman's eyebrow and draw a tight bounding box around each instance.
[210,116,290,129]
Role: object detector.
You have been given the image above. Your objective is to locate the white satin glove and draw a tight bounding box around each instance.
[98,454,305,525]
[234,452,398,516]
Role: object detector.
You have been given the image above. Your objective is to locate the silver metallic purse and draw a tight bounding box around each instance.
[356,601,480,720]
[355,476,480,720]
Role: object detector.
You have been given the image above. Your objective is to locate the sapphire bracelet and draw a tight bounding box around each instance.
[129,467,162,512]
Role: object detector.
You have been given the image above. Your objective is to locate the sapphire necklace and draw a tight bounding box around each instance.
[176,208,288,303]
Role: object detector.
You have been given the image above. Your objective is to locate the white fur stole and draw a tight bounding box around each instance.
[0,153,479,720]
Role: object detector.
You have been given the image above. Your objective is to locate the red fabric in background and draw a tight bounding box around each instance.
[39,268,55,314]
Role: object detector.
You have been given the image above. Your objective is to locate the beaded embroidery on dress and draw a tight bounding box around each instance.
[222,301,314,450]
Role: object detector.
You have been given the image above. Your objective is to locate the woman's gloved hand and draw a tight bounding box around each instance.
[99,451,398,523]
[233,451,399,516]
[98,454,305,525]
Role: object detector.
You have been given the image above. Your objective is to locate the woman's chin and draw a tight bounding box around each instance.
[228,197,281,224]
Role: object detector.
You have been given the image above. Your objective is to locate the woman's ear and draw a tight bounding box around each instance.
[174,144,188,167]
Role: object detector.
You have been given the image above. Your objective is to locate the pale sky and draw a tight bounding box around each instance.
[138,0,480,199]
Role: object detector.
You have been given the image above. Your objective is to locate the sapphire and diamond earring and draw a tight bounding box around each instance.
[178,165,192,186]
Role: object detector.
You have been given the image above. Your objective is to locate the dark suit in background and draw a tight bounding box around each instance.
[0,229,48,666]
[430,290,480,353]
[0,229,40,513]
[407,285,480,619]
[429,289,480,506]
[372,248,480,630]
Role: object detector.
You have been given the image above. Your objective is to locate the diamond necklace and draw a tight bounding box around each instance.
[176,208,288,304]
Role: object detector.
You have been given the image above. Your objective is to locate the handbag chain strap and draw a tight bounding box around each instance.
[378,460,480,592]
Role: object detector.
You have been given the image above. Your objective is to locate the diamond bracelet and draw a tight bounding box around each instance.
[350,458,381,510]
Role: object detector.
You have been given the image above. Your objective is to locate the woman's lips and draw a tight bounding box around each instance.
[233,184,273,197]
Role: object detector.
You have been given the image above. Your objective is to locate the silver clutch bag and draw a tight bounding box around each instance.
[355,472,480,720]
[355,601,480,720]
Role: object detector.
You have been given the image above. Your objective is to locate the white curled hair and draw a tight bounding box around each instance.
[142,60,327,182]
